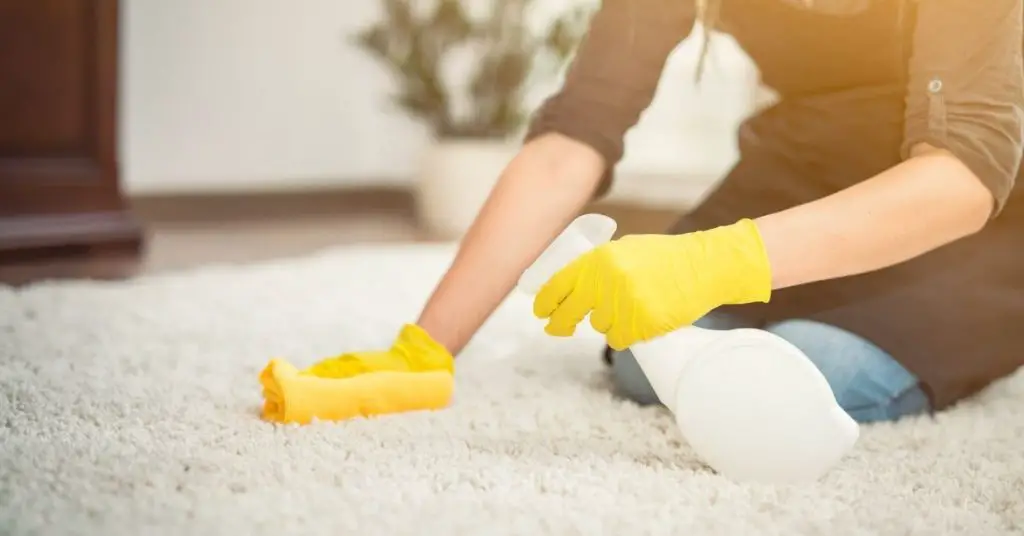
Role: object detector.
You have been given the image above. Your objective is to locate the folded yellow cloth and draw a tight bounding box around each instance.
[260,324,455,424]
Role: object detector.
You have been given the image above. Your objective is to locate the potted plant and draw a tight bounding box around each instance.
[355,0,593,238]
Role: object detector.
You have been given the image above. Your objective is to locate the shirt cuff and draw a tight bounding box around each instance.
[901,129,1020,219]
[523,97,621,200]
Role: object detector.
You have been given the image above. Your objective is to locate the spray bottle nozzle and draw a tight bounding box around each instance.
[517,214,618,296]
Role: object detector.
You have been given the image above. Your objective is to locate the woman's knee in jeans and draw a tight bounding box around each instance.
[763,319,880,396]
[609,315,930,423]
[764,318,930,422]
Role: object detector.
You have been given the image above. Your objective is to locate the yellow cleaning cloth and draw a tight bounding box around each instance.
[259,324,455,424]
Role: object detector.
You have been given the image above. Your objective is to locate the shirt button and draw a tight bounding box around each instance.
[928,78,943,93]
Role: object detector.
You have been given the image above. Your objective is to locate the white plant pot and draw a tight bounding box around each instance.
[416,139,519,240]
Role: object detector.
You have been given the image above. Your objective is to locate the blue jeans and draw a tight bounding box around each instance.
[608,312,932,423]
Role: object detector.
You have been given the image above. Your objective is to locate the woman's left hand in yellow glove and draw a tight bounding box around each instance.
[259,324,455,424]
[300,323,454,379]
[533,218,774,350]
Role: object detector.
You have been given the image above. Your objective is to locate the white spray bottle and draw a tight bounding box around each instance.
[518,214,860,484]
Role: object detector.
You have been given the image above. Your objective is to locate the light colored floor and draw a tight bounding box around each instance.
[134,194,681,276]
[0,192,683,285]
[142,212,422,274]
[0,211,423,286]
[4,233,1022,534]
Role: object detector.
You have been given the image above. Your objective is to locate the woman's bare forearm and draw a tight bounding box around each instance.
[416,133,606,354]
[755,144,993,290]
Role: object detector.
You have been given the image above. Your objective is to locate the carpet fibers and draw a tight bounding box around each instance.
[2,244,1023,535]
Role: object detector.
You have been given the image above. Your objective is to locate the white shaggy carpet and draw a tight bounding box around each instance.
[2,243,1024,536]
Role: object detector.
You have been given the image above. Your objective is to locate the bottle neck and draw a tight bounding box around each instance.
[629,325,727,410]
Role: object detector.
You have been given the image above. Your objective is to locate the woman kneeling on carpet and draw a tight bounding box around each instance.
[287,0,1024,424]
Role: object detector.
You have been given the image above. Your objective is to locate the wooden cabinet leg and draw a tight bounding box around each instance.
[0,0,144,283]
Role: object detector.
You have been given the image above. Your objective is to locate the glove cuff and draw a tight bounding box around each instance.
[393,324,455,374]
[699,218,773,305]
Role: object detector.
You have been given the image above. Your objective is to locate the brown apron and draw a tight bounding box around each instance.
[617,0,1024,410]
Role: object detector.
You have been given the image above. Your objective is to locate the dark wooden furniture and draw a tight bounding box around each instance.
[0,0,143,283]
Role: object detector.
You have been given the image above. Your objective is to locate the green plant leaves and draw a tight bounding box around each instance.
[382,0,415,31]
[354,25,390,59]
[545,6,591,62]
[393,91,438,117]
[430,0,472,46]
[354,0,594,139]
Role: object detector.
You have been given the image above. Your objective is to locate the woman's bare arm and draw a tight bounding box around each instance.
[759,0,1022,290]
[413,0,695,354]
[415,133,605,354]
[756,145,994,290]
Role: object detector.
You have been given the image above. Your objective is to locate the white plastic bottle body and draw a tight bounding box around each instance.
[626,327,727,407]
[665,328,860,483]
[516,214,860,484]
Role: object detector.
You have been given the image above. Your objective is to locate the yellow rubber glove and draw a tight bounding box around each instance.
[302,323,454,378]
[260,324,455,424]
[533,218,773,350]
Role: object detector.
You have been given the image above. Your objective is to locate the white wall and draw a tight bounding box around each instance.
[120,0,759,206]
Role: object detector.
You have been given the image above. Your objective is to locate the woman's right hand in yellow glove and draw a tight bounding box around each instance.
[260,323,454,424]
[533,218,774,350]
[301,323,454,379]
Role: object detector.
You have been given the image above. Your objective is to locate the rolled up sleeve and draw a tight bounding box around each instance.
[901,0,1024,217]
[524,0,695,198]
